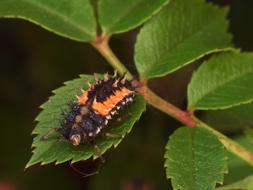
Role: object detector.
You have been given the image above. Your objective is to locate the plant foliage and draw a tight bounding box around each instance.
[188,52,253,110]
[98,0,170,35]
[134,0,232,79]
[216,175,253,190]
[1,0,253,189]
[26,75,146,168]
[0,0,97,42]
[165,127,227,190]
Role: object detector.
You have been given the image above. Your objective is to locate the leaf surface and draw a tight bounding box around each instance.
[201,103,253,133]
[0,0,96,42]
[216,175,253,190]
[134,0,232,79]
[222,136,253,186]
[188,52,253,110]
[98,0,170,35]
[26,75,146,168]
[165,127,227,190]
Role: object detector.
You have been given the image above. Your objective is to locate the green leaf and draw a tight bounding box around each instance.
[223,136,253,185]
[201,103,253,133]
[188,52,253,110]
[98,0,170,35]
[26,75,146,168]
[0,0,96,42]
[243,126,253,144]
[216,175,253,190]
[165,127,227,190]
[134,0,232,79]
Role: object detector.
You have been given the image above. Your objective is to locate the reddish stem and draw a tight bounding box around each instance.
[138,84,197,128]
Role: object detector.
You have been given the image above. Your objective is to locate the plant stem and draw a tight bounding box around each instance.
[91,35,133,80]
[143,87,253,166]
[140,85,197,128]
[198,119,253,166]
[91,35,253,166]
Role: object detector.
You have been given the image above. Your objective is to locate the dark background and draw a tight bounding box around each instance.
[0,0,253,190]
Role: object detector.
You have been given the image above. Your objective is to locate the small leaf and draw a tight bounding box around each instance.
[188,52,253,110]
[98,0,170,35]
[165,127,227,190]
[223,136,253,185]
[134,0,232,79]
[201,103,253,133]
[243,126,253,144]
[0,0,96,42]
[26,75,146,168]
[216,175,253,190]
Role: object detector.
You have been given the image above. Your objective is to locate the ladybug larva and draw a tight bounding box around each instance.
[49,72,136,147]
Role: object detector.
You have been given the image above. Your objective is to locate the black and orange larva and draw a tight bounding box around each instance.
[57,72,136,146]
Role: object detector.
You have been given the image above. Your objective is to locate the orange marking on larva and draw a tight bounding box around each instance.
[92,99,110,116]
[102,97,116,110]
[92,87,133,116]
[114,88,129,101]
[113,87,133,102]
[77,90,88,105]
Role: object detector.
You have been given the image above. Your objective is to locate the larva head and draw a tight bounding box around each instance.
[70,134,81,146]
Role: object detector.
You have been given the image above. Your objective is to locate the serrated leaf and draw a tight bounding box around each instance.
[98,0,170,35]
[26,75,146,168]
[216,175,253,190]
[0,0,96,42]
[188,52,253,110]
[134,0,232,79]
[165,127,227,190]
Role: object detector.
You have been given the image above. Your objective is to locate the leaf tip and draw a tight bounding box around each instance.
[25,163,31,170]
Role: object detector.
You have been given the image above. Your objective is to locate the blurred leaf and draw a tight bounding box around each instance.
[223,136,253,185]
[188,52,253,110]
[165,127,227,190]
[134,0,232,79]
[26,74,146,168]
[216,175,253,190]
[243,126,253,143]
[98,0,170,35]
[0,0,96,42]
[201,103,253,133]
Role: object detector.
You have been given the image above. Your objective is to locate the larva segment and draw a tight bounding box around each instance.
[92,87,134,116]
[77,89,88,105]
[58,71,137,147]
[92,98,111,116]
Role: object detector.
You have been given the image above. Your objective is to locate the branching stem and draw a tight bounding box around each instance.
[91,35,253,167]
